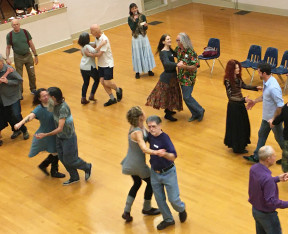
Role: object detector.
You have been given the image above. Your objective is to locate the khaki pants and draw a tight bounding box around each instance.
[14,52,36,92]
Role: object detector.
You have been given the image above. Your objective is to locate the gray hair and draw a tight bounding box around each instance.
[146,115,162,125]
[258,146,274,161]
[178,32,193,50]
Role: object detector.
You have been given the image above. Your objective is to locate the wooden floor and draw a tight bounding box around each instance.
[2,3,288,233]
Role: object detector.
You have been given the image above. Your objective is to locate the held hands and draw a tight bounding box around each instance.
[177,61,184,68]
[267,119,274,129]
[14,123,22,130]
[35,133,46,139]
[246,99,255,110]
[0,77,8,84]
[7,67,14,74]
[155,149,167,157]
[257,86,263,91]
[279,173,288,182]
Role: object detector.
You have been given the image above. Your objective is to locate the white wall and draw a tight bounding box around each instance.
[61,0,143,36]
[238,0,288,9]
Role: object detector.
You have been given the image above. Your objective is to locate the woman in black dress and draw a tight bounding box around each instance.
[146,34,183,121]
[224,59,260,153]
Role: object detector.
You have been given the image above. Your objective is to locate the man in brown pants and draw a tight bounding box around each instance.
[6,19,38,95]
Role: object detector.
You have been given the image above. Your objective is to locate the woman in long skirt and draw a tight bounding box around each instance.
[146,34,183,121]
[128,3,155,79]
[224,60,260,153]
[15,88,65,178]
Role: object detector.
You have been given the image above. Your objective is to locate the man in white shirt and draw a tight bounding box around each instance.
[89,24,123,107]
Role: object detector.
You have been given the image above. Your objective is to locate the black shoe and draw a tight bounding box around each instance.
[164,114,177,122]
[0,140,3,146]
[164,109,176,115]
[198,109,205,122]
[116,88,123,102]
[148,71,154,76]
[39,165,50,176]
[157,220,175,230]
[63,178,80,186]
[11,130,21,139]
[233,149,248,154]
[243,155,259,163]
[122,212,133,222]
[135,73,140,79]
[142,208,160,215]
[104,98,117,107]
[23,131,30,140]
[276,159,282,165]
[85,163,92,181]
[179,210,187,223]
[188,116,198,122]
[50,156,66,178]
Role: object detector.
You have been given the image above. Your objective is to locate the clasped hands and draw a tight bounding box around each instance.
[0,67,14,84]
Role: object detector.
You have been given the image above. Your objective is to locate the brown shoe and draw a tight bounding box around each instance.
[81,98,90,105]
[88,95,97,101]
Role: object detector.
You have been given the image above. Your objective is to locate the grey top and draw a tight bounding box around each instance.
[52,101,75,139]
[159,50,177,84]
[0,64,22,106]
[121,127,151,179]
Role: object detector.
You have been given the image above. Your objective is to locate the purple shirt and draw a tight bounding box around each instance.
[148,132,177,171]
[248,163,288,212]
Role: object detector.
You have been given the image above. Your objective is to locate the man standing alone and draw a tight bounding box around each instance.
[6,19,38,94]
[248,145,288,233]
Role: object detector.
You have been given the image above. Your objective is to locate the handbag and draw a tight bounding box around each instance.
[202,47,218,57]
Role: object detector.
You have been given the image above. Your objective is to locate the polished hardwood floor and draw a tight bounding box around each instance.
[1,3,288,233]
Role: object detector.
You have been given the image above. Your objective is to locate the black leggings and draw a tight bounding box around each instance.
[128,175,153,200]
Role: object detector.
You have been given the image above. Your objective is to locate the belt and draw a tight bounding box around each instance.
[154,164,174,174]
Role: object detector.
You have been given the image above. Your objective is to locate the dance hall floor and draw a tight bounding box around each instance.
[1,3,288,234]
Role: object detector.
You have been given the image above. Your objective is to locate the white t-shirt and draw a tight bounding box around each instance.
[95,33,114,68]
[80,44,96,70]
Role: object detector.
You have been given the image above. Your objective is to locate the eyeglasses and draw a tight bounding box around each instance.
[176,39,180,42]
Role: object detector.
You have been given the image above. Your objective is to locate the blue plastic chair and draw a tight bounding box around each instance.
[250,47,278,84]
[240,45,262,78]
[198,38,224,77]
[272,50,288,92]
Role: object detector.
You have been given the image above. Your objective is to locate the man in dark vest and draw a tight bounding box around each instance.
[6,19,38,95]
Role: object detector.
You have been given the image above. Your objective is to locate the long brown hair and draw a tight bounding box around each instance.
[223,59,242,85]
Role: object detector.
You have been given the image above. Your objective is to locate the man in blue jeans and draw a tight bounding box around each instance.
[244,63,284,163]
[248,145,288,234]
[146,115,187,230]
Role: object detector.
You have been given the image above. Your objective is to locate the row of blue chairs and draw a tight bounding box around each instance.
[241,45,288,88]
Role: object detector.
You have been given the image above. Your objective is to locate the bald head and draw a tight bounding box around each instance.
[90,24,102,38]
[11,19,21,32]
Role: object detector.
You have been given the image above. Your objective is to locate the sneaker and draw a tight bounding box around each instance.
[85,163,92,181]
[148,71,154,76]
[23,131,30,140]
[157,220,175,230]
[116,88,123,102]
[164,114,177,122]
[188,116,198,122]
[276,159,282,165]
[142,208,160,215]
[104,98,117,107]
[198,109,205,122]
[11,130,21,139]
[179,210,187,223]
[31,90,37,95]
[63,178,80,186]
[243,155,259,163]
[122,212,133,222]
[135,73,140,79]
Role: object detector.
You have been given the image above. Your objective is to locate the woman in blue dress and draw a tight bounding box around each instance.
[14,88,65,178]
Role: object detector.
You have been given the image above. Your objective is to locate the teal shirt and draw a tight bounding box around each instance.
[6,29,32,55]
[53,101,75,139]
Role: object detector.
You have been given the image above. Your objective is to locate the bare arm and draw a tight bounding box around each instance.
[246,95,263,110]
[6,45,12,65]
[131,130,161,155]
[35,118,65,139]
[29,40,38,65]
[157,151,176,161]
[96,40,107,51]
[14,113,36,130]
[85,50,104,58]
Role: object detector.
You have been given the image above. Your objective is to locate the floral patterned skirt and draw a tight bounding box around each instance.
[145,78,183,111]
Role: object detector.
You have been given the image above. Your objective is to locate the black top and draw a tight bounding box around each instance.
[273,104,287,139]
[159,50,177,84]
